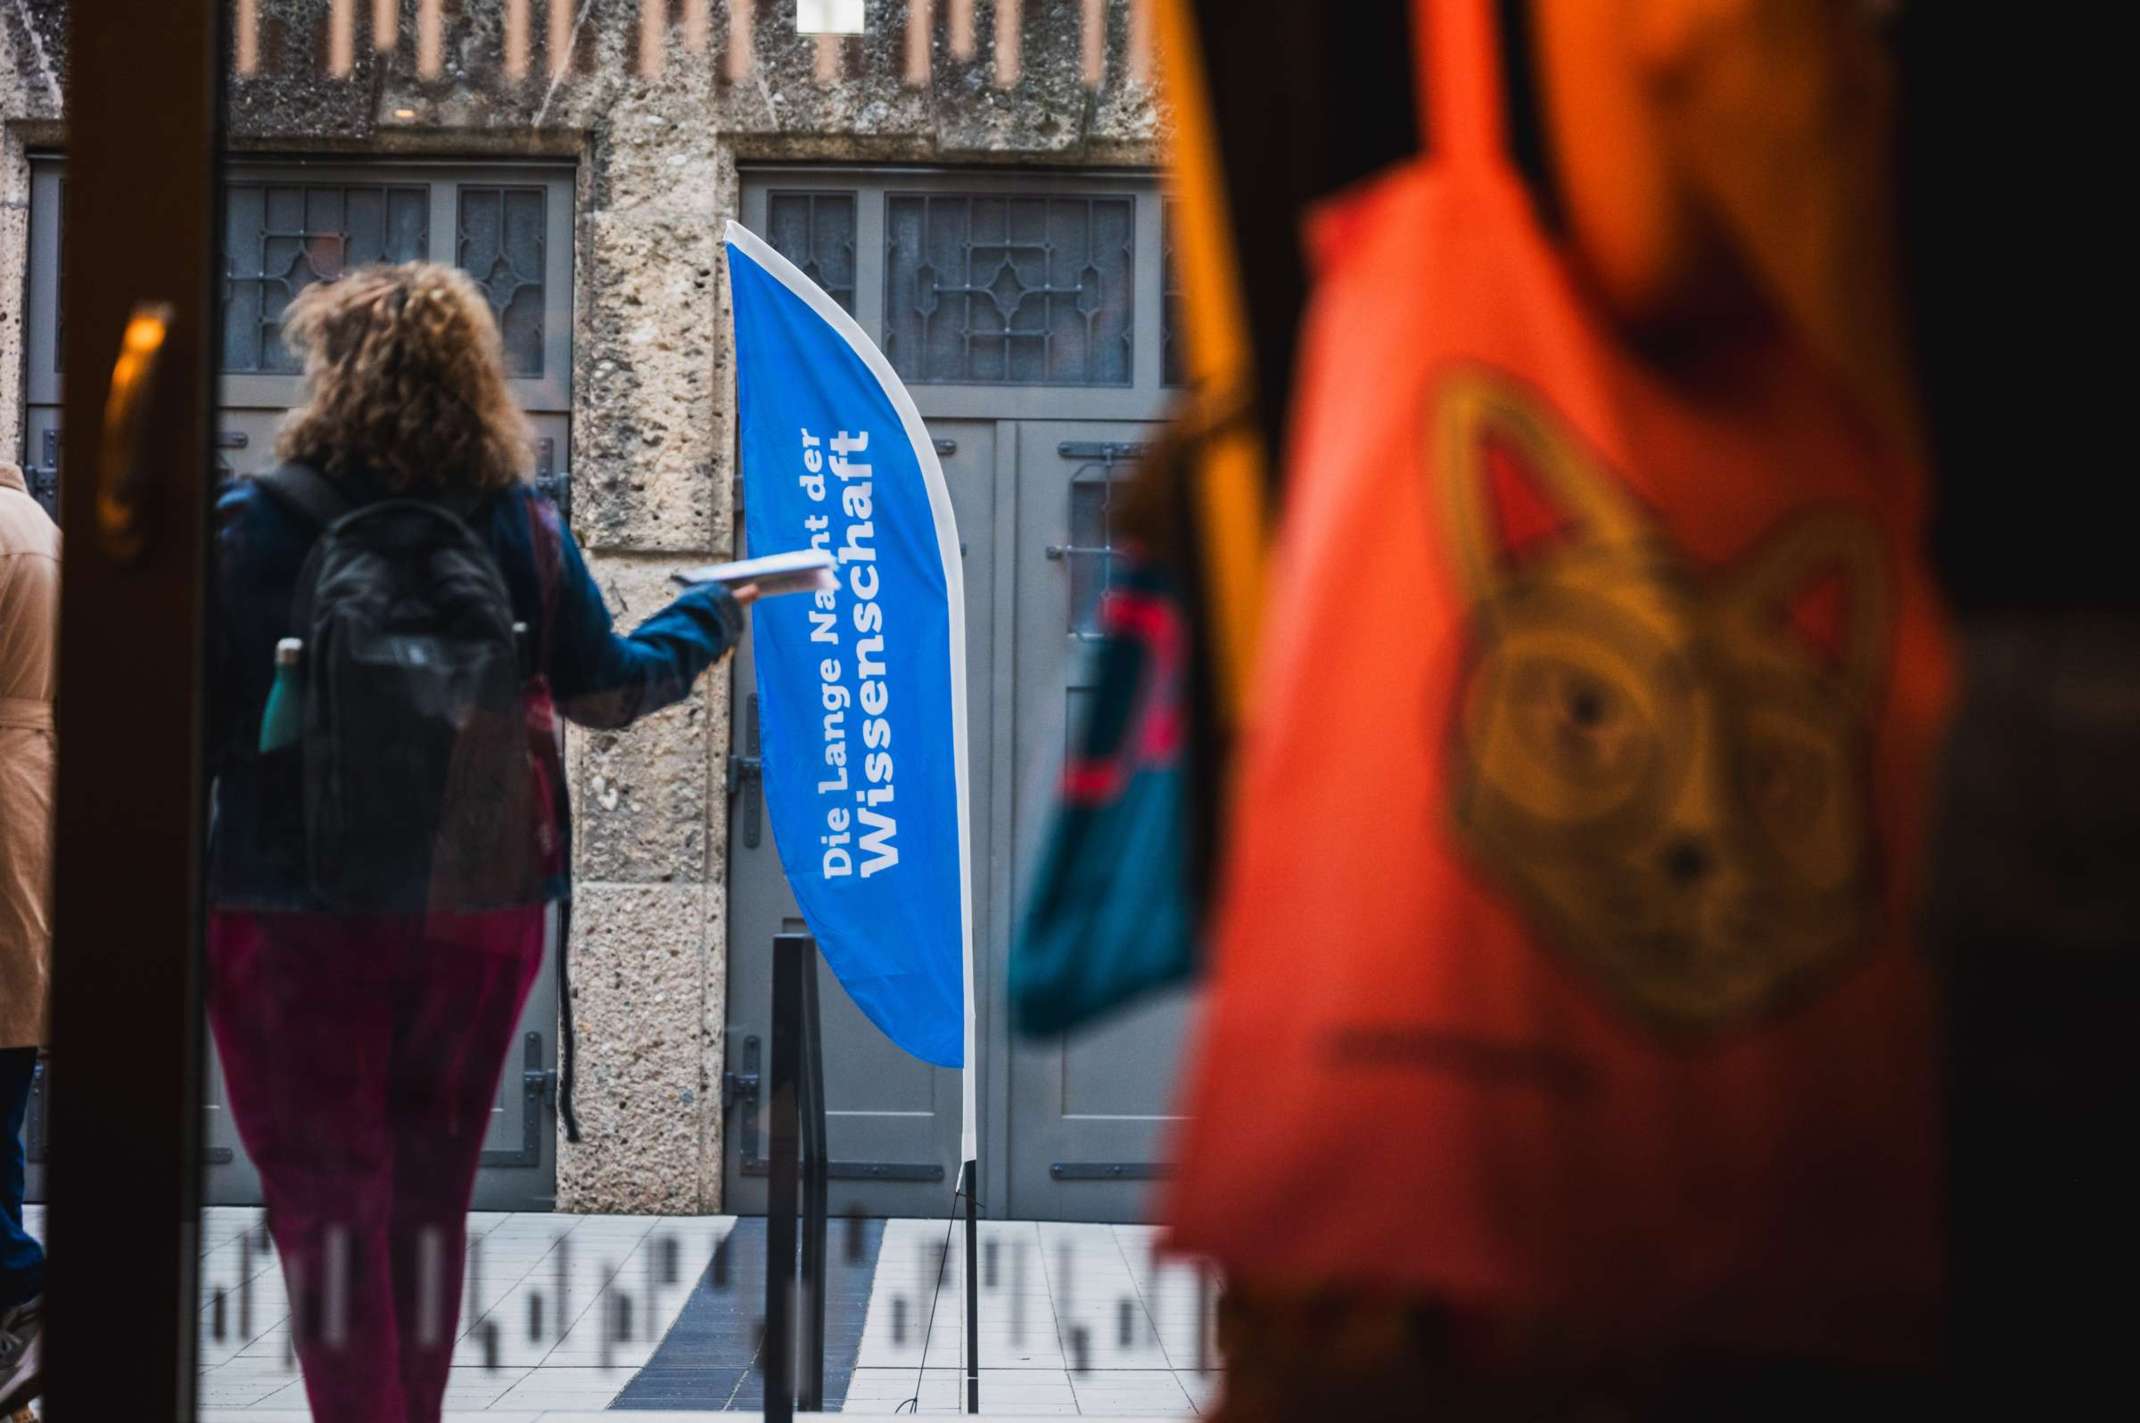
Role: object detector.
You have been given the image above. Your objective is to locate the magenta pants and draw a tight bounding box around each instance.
[207,907,545,1423]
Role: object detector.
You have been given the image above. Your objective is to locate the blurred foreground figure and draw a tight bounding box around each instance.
[0,462,56,1413]
[1168,0,1948,1414]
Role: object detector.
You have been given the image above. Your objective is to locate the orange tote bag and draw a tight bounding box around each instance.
[1165,0,1950,1364]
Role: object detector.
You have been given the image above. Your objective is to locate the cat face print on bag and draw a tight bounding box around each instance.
[1430,370,1889,1035]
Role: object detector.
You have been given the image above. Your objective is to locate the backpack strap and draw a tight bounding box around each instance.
[255,462,356,530]
[523,486,565,673]
[555,897,583,1144]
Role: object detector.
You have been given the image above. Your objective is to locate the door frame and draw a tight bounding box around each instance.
[42,0,223,1416]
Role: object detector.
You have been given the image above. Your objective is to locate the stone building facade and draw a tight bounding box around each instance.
[2,0,1161,1213]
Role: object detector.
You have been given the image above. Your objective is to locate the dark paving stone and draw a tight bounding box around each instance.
[610,1216,886,1411]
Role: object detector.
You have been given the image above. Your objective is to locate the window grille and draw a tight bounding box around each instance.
[766,190,858,313]
[220,183,429,373]
[457,186,549,376]
[883,192,1135,386]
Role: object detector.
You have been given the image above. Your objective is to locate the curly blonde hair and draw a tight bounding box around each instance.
[275,261,533,493]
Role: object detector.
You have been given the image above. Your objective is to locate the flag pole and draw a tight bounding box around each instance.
[964,1158,980,1412]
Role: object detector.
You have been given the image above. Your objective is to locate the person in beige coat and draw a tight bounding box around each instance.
[0,460,54,1411]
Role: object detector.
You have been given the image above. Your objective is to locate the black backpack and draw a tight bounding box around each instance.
[258,463,546,914]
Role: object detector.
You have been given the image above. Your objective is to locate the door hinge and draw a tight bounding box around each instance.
[727,753,763,849]
[722,1063,759,1115]
[533,436,571,525]
[726,1035,764,1172]
[725,753,762,799]
[480,1033,552,1170]
[26,428,60,517]
[728,692,764,848]
[721,1032,944,1184]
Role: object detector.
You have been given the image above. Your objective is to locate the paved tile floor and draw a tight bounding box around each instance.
[844,1220,1220,1416]
[19,1206,1221,1417]
[191,1209,740,1412]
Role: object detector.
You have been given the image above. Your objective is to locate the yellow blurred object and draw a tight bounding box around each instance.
[1152,0,1272,728]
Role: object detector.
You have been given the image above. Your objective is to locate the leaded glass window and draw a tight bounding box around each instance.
[457,186,548,377]
[221,183,429,373]
[1057,443,1147,638]
[883,192,1135,386]
[32,160,569,530]
[1068,473,1118,637]
[766,190,858,313]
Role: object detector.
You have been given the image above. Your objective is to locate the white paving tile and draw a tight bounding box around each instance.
[489,1364,631,1408]
[437,1365,534,1409]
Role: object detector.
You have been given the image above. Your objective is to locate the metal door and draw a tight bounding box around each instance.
[723,420,1000,1217]
[19,158,574,1211]
[1002,420,1196,1223]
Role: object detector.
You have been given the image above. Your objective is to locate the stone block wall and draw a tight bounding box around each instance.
[3,0,1160,1212]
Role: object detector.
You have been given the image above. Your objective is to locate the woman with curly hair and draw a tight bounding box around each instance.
[206,261,752,1423]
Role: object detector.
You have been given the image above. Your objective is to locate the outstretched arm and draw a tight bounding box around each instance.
[547,523,754,730]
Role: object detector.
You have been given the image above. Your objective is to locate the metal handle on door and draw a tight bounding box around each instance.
[96,301,175,562]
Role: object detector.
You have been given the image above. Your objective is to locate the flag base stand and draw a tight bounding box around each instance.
[765,932,829,1423]
[763,933,979,1417]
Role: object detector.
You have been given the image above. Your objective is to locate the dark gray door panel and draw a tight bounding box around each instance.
[724,419,997,1218]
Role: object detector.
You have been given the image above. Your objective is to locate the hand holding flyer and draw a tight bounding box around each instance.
[670,548,838,599]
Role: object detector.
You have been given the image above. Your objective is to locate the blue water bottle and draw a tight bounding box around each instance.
[258,637,305,753]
